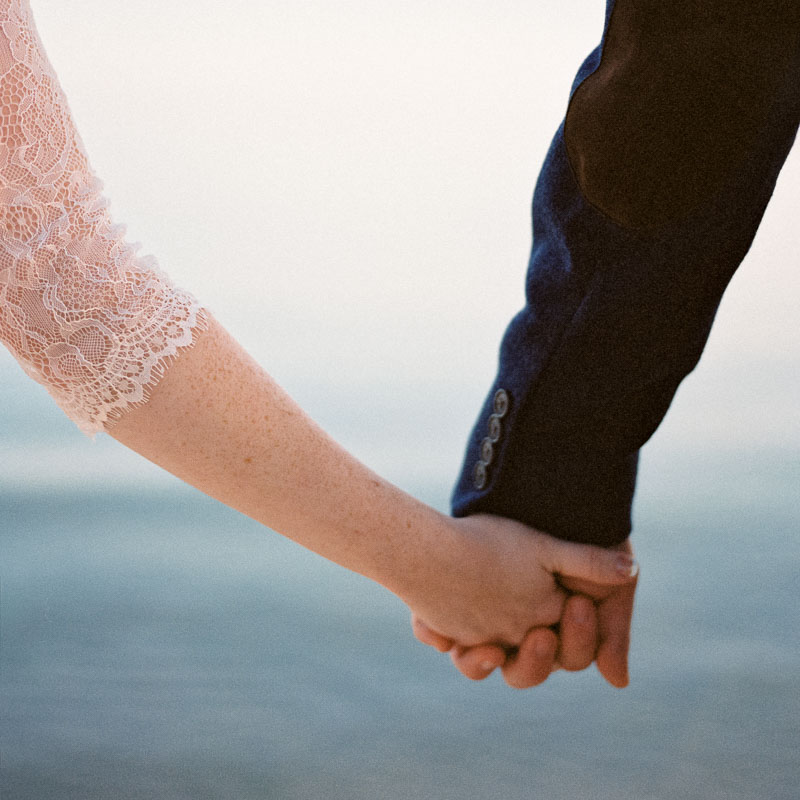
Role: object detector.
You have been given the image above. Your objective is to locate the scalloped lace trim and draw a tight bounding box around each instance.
[0,0,208,436]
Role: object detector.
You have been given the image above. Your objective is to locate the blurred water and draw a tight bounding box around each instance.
[2,350,800,800]
[2,1,800,798]
[1,455,799,800]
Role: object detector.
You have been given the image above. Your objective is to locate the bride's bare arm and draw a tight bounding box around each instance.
[108,312,638,648]
[108,311,448,602]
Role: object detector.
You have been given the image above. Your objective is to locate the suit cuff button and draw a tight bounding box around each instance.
[493,388,509,417]
[473,460,488,490]
[480,437,494,464]
[488,414,502,442]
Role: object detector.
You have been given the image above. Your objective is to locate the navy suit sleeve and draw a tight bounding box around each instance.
[452,1,800,546]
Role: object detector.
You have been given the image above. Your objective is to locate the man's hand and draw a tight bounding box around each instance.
[405,514,638,686]
[557,540,638,688]
[413,538,638,689]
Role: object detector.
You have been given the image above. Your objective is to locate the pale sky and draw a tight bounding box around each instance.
[3,0,798,500]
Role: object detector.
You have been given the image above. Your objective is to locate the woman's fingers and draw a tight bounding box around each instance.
[414,597,600,686]
[412,615,507,680]
[501,628,558,689]
[450,643,507,681]
[557,594,599,671]
[411,614,455,653]
[447,598,600,686]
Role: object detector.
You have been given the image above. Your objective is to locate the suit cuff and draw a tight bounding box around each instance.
[451,385,637,547]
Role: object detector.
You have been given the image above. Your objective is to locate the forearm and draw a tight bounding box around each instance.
[107,312,450,599]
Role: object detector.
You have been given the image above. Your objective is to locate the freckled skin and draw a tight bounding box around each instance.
[108,312,636,659]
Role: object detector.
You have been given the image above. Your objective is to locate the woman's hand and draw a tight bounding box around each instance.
[410,530,639,689]
[396,513,637,660]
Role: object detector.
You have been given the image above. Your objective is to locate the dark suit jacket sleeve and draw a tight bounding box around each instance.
[451,1,800,546]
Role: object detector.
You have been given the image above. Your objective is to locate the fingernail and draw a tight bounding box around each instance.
[481,661,496,672]
[616,555,639,578]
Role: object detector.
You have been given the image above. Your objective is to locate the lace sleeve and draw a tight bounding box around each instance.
[0,0,208,437]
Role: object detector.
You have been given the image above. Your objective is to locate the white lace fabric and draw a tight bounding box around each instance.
[0,0,207,436]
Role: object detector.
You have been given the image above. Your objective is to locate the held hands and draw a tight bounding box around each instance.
[402,514,638,689]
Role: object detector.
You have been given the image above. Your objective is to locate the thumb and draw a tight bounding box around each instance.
[541,537,638,585]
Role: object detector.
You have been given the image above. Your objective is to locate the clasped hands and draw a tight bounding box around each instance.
[401,513,638,689]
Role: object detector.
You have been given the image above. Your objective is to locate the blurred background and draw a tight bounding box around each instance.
[1,1,798,798]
